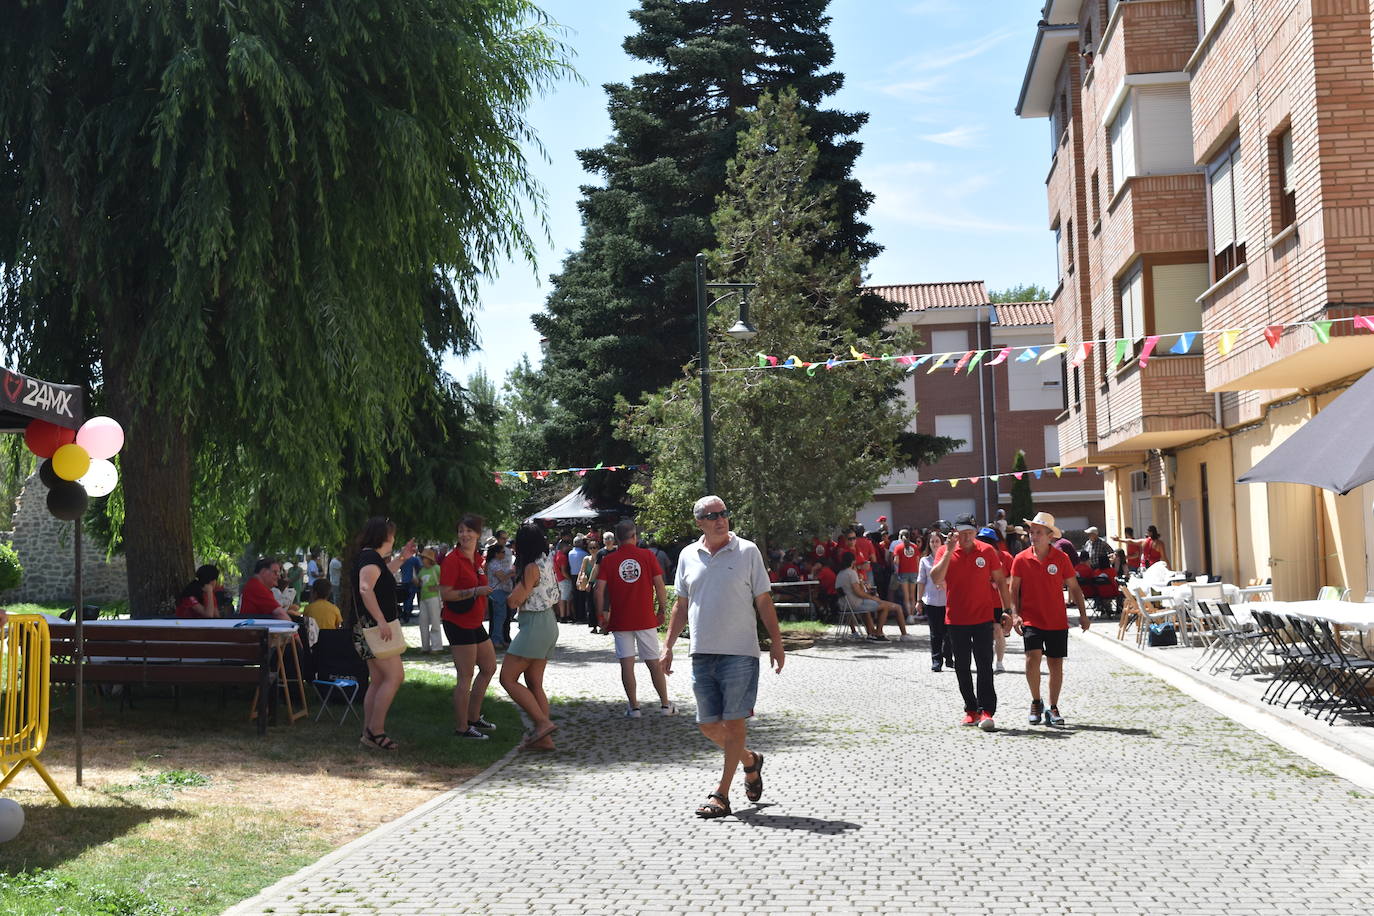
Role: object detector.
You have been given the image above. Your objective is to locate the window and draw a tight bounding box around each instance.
[1200,0,1228,38]
[938,499,976,524]
[1072,362,1082,409]
[1208,138,1246,279]
[1044,425,1061,466]
[1118,262,1146,344]
[1091,170,1101,225]
[1108,94,1134,196]
[1098,327,1110,390]
[1134,85,1193,174]
[1051,92,1068,152]
[1066,219,1075,273]
[1275,127,1296,230]
[1152,261,1208,352]
[1053,221,1063,282]
[935,415,973,453]
[1008,348,1064,410]
[930,329,968,368]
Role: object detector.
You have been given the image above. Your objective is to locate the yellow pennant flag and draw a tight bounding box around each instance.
[949,477,959,488]
[928,352,952,373]
[1052,466,1063,478]
[1218,329,1241,356]
[1038,344,1069,364]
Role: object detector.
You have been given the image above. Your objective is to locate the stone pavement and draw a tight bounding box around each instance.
[231,624,1374,915]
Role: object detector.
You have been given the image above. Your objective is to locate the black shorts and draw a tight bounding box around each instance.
[443,621,489,646]
[1022,626,1069,659]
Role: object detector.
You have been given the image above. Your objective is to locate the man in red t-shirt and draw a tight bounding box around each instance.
[1010,511,1088,726]
[240,558,291,620]
[849,528,876,584]
[595,520,675,717]
[552,536,572,622]
[931,514,1012,731]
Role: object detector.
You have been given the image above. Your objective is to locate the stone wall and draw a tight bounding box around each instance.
[0,472,128,605]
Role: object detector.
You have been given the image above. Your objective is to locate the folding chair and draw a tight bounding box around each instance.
[1306,617,1374,724]
[1128,582,1180,648]
[832,592,870,640]
[313,676,361,724]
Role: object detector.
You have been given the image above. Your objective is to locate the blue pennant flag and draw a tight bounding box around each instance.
[1033,469,1043,479]
[1169,332,1197,354]
[1016,348,1039,363]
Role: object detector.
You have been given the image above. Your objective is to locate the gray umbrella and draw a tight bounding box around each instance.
[1236,369,1374,495]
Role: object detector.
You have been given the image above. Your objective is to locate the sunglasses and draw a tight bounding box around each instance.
[696,509,731,521]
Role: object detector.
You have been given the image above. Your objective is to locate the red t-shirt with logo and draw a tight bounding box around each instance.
[553,549,569,582]
[440,549,487,628]
[601,543,663,631]
[934,541,1000,625]
[987,546,1014,607]
[1011,546,1075,630]
[816,566,837,596]
[894,540,921,574]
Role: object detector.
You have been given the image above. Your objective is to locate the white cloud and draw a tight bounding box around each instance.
[875,75,947,103]
[919,125,985,148]
[860,160,1040,235]
[890,28,1018,74]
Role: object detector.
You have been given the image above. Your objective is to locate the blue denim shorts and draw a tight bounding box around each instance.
[895,572,920,584]
[691,654,760,723]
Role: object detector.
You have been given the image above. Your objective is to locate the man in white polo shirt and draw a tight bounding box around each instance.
[664,495,785,819]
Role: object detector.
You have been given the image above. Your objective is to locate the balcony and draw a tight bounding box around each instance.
[1102,174,1208,279]
[1096,355,1216,452]
[1097,0,1200,79]
[1207,310,1374,392]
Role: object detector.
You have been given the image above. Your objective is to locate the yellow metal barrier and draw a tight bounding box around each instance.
[0,614,71,806]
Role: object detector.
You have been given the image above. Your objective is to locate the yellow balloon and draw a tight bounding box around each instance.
[52,443,91,482]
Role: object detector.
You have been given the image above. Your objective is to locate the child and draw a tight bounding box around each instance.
[416,548,444,652]
[303,578,342,630]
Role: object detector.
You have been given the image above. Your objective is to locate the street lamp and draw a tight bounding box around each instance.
[695,252,757,495]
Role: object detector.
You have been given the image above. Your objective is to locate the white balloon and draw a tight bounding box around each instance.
[78,458,120,498]
[0,798,23,843]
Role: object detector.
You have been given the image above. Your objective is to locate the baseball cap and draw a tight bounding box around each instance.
[953,514,978,531]
[976,526,1001,544]
[936,518,954,534]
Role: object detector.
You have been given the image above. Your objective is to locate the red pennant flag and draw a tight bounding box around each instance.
[1070,342,1090,368]
[1139,335,1160,367]
[1013,472,1023,480]
[953,350,974,373]
[1355,315,1374,333]
[1264,325,1283,348]
[493,474,503,485]
[987,347,1011,366]
[969,476,981,484]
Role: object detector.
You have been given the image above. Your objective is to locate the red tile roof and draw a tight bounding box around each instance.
[991,301,1054,327]
[863,281,989,312]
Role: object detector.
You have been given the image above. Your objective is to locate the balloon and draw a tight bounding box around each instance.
[0,798,23,843]
[52,443,91,482]
[75,416,125,460]
[23,419,76,458]
[47,479,89,521]
[79,458,119,498]
[38,458,61,489]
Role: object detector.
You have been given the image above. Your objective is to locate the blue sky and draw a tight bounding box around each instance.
[450,0,1053,386]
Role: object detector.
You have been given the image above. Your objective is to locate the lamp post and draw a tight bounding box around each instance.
[695,252,757,495]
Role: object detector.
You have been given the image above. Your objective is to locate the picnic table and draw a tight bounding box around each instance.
[770,580,820,620]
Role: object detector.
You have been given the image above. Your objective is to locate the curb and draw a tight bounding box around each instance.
[1077,627,1374,793]
[220,738,526,916]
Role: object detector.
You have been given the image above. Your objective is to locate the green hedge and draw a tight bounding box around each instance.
[0,542,21,592]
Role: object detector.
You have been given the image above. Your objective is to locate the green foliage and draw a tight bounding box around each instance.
[530,0,889,473]
[989,284,1053,303]
[0,2,570,609]
[622,90,913,554]
[0,540,21,591]
[1011,450,1035,527]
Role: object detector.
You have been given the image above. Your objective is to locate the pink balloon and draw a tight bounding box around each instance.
[75,416,125,460]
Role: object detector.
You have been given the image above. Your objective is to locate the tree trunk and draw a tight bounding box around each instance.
[104,353,195,618]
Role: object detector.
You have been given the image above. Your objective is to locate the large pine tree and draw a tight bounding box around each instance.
[531,0,890,470]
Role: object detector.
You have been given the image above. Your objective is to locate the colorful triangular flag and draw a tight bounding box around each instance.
[1017,348,1039,363]
[1070,342,1090,368]
[1313,321,1332,343]
[1355,315,1374,332]
[1218,329,1240,356]
[1113,339,1129,367]
[929,352,952,373]
[1139,335,1160,367]
[967,349,988,372]
[988,347,1011,366]
[953,350,974,373]
[1038,344,1068,364]
[1264,325,1282,348]
[1052,466,1063,478]
[1169,332,1196,354]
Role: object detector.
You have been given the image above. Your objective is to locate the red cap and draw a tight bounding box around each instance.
[877,515,887,522]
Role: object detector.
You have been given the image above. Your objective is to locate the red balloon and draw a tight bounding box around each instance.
[24,419,77,458]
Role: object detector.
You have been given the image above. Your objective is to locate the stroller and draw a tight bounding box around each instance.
[1075,560,1123,618]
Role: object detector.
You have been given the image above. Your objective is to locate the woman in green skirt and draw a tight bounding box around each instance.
[500,522,562,750]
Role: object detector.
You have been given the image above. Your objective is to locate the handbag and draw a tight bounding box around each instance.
[1147,622,1178,647]
[362,619,406,659]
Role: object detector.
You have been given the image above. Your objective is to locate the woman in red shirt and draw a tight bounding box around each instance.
[440,513,498,740]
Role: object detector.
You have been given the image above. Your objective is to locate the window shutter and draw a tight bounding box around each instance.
[1151,263,1209,350]
[1109,95,1134,191]
[1120,265,1145,342]
[1230,146,1245,243]
[1280,130,1294,192]
[1202,0,1225,35]
[1209,154,1234,254]
[1135,85,1194,174]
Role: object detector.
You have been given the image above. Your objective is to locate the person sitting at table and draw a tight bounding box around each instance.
[241,557,295,620]
[303,578,343,630]
[175,565,222,618]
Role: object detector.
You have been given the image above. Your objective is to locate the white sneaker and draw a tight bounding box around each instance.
[897,634,910,642]
[994,660,1005,673]
[906,615,916,625]
[660,702,678,716]
[624,706,642,718]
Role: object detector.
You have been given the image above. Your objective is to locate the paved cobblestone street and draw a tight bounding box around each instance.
[234,625,1374,915]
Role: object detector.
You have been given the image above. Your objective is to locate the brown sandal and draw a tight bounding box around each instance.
[695,792,731,818]
[743,751,765,803]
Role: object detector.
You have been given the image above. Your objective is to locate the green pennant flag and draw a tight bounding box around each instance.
[967,349,988,372]
[1113,338,1129,366]
[1314,320,1333,343]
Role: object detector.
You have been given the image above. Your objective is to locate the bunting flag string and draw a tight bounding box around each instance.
[912,460,1104,489]
[710,314,1374,376]
[492,463,649,485]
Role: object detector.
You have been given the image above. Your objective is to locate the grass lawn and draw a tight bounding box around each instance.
[0,646,519,916]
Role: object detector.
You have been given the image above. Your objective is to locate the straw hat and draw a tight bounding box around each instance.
[1023,511,1062,539]
[421,548,437,562]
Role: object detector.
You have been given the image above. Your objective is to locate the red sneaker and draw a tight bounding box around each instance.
[960,711,978,726]
[978,711,997,732]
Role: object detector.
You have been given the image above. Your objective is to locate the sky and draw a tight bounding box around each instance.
[449,0,1054,387]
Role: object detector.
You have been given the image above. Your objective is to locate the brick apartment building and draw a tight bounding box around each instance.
[1017,0,1374,599]
[855,281,1106,534]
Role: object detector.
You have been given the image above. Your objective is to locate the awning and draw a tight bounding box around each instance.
[1236,370,1374,495]
[526,486,636,527]
[0,366,85,432]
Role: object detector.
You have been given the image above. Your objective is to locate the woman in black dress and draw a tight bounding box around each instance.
[352,516,416,751]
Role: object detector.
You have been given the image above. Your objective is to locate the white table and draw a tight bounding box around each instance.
[1239,600,1374,630]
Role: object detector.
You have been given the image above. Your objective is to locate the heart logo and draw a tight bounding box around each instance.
[2,372,21,403]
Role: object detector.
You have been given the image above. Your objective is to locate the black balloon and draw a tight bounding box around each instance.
[47,480,88,521]
[39,458,61,488]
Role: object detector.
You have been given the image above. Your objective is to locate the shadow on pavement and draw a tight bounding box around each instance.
[995,722,1158,739]
[731,804,861,834]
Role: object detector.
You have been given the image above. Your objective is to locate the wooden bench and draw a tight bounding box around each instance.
[47,623,273,735]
